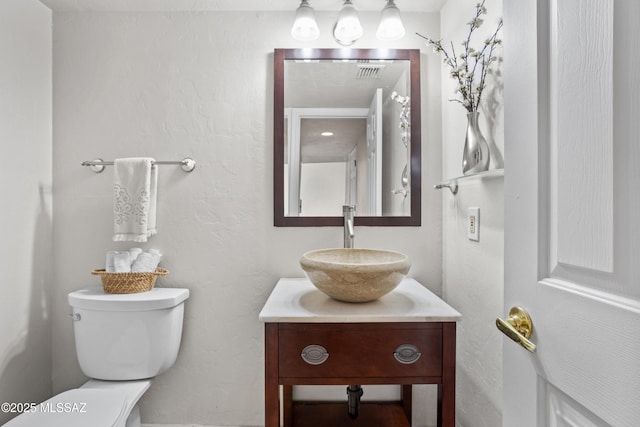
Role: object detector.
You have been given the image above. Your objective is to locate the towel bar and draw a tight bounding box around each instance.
[81,157,196,173]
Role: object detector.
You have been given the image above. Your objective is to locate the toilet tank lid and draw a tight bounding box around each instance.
[68,286,189,311]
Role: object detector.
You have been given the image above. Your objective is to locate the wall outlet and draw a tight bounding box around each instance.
[468,207,480,241]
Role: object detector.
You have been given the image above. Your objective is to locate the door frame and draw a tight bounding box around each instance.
[285,107,368,216]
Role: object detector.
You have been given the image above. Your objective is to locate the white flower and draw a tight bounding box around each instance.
[417,0,502,112]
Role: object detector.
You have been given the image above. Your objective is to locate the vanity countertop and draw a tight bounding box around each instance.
[259,277,461,323]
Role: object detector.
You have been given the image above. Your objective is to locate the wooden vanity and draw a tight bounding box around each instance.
[259,278,461,427]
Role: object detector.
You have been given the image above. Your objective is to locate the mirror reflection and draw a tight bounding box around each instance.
[274,49,421,227]
[285,58,410,217]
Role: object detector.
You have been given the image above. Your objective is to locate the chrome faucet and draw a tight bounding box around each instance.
[343,205,355,248]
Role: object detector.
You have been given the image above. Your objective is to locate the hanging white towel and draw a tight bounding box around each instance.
[112,157,158,242]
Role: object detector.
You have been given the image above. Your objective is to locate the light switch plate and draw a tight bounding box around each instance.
[468,207,479,241]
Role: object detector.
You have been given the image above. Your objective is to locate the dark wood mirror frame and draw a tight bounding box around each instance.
[274,48,421,227]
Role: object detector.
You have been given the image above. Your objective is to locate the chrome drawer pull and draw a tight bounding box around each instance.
[301,345,329,365]
[394,344,421,364]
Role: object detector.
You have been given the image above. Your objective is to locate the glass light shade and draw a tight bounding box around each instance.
[376,0,405,41]
[291,0,319,41]
[333,0,363,46]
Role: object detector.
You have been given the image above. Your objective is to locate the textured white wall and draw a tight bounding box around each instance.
[439,0,504,426]
[51,10,443,426]
[0,0,52,424]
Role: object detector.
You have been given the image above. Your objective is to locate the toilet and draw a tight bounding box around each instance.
[5,286,189,427]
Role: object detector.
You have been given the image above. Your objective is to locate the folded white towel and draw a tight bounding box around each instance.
[106,251,131,272]
[113,252,132,273]
[128,247,143,266]
[112,158,158,242]
[131,251,161,272]
[105,251,118,272]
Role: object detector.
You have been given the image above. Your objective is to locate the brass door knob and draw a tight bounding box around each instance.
[496,307,536,353]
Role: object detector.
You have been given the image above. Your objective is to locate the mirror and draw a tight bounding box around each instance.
[274,48,421,226]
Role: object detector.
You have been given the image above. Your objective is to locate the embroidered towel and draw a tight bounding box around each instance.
[113,158,158,242]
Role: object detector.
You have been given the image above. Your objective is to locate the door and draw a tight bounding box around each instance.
[503,1,640,426]
[366,88,383,216]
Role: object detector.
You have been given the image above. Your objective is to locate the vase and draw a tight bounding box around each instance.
[462,111,490,175]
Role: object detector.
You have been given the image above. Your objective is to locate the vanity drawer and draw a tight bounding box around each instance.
[278,323,443,379]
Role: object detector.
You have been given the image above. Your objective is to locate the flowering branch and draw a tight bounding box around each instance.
[417,0,503,112]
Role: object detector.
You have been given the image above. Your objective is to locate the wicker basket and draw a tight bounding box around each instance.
[91,268,169,294]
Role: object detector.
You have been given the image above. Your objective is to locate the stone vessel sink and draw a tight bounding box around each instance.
[299,248,411,303]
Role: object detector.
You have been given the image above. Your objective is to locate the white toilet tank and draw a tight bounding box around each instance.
[68,286,189,381]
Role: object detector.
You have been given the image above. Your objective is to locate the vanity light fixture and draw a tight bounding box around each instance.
[320,131,334,136]
[291,1,406,44]
[333,0,363,46]
[291,0,320,41]
[376,0,405,41]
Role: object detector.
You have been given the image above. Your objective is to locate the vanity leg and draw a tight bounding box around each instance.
[437,322,456,427]
[265,324,280,427]
[401,384,412,423]
[283,385,293,427]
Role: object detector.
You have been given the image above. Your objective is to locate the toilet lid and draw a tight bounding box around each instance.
[3,388,127,427]
[68,286,189,311]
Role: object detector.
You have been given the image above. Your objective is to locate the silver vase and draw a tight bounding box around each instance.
[462,111,490,175]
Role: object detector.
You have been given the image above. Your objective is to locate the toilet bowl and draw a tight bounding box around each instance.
[4,286,189,427]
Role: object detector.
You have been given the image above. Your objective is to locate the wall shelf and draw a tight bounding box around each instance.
[434,169,504,194]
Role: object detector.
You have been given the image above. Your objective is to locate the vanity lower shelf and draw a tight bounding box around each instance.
[291,401,410,427]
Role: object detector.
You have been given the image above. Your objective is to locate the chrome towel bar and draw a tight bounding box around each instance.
[81,157,196,173]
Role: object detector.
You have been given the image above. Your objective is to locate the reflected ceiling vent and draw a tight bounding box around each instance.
[356,61,386,79]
